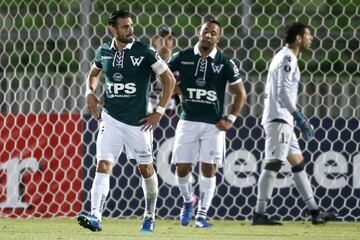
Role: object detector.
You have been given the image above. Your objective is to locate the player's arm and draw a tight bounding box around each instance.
[140,68,176,131]
[278,56,314,140]
[278,56,297,113]
[140,48,176,131]
[217,81,247,131]
[86,63,102,119]
[157,68,176,111]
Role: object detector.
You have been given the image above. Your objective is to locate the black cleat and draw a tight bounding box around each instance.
[252,212,282,225]
[310,210,338,225]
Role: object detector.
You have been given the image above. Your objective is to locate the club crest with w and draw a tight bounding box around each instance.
[130,56,144,66]
[211,63,224,73]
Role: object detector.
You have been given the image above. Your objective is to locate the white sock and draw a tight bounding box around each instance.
[293,171,318,210]
[176,174,193,203]
[255,170,277,214]
[142,173,159,220]
[91,172,110,221]
[195,176,216,220]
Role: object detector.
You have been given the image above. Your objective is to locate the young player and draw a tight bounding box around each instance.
[252,22,336,225]
[168,20,247,228]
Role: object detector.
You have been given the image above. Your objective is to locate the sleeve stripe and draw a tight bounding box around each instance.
[230,78,242,85]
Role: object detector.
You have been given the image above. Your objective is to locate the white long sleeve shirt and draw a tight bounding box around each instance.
[261,46,300,126]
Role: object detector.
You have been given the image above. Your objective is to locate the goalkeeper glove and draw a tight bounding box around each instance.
[292,110,315,141]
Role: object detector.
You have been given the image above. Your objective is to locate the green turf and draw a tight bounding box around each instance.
[0,218,359,240]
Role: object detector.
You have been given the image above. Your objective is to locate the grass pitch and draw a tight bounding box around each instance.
[0,218,359,240]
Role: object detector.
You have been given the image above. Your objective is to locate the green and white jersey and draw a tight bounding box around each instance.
[168,42,242,124]
[94,38,167,126]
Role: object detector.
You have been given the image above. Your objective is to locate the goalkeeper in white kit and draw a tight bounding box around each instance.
[252,22,337,225]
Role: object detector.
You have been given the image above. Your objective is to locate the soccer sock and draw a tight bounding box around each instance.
[292,170,318,210]
[195,176,216,220]
[91,172,110,221]
[255,170,277,214]
[142,173,159,220]
[176,173,193,203]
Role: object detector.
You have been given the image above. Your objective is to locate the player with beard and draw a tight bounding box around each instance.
[168,20,247,228]
[252,22,337,225]
[77,10,175,232]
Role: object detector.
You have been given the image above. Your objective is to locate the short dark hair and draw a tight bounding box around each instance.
[284,22,309,44]
[108,10,132,26]
[204,19,222,32]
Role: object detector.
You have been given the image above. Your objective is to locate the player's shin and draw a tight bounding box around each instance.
[292,163,318,211]
[141,173,159,219]
[255,169,277,214]
[195,175,216,220]
[176,173,193,202]
[91,172,110,221]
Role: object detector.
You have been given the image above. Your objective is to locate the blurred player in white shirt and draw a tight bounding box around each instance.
[252,22,336,225]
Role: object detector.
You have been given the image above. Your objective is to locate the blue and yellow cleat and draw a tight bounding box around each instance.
[180,202,193,226]
[140,216,155,233]
[195,217,212,228]
[77,213,102,232]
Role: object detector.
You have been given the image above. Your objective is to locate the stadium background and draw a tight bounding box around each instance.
[0,0,359,221]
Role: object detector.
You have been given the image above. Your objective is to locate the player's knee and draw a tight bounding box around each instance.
[201,162,216,177]
[264,160,282,172]
[138,163,155,178]
[291,161,305,173]
[97,160,112,174]
[176,163,192,177]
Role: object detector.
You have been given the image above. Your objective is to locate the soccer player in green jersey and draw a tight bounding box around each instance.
[168,20,247,228]
[77,10,176,233]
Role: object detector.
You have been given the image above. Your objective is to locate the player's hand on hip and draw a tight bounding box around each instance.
[139,112,162,131]
[216,119,233,131]
[86,94,100,119]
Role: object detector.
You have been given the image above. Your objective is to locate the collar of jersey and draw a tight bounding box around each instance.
[110,38,135,51]
[194,42,217,59]
[283,46,297,59]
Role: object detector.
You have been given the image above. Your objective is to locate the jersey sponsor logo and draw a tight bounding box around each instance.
[187,88,217,102]
[113,72,123,82]
[130,56,144,66]
[195,78,206,87]
[211,63,224,73]
[106,82,136,96]
[284,65,291,72]
[231,60,240,76]
[181,61,195,65]
[155,52,161,61]
[101,56,113,60]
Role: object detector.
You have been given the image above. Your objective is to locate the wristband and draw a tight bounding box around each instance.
[85,89,94,97]
[156,106,165,115]
[227,114,237,123]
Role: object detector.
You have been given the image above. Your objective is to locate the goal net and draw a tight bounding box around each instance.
[1,0,359,221]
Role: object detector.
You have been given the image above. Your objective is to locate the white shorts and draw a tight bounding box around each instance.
[171,120,225,167]
[96,111,153,165]
[263,122,301,162]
